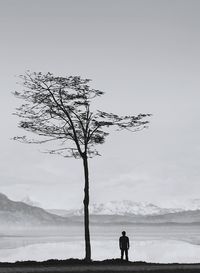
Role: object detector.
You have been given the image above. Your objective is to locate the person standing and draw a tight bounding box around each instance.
[119,231,130,261]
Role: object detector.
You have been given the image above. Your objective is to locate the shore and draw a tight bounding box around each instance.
[0,259,200,273]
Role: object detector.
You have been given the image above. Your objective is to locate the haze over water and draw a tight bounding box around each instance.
[0,224,199,263]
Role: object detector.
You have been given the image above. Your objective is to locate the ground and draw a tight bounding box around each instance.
[0,259,200,273]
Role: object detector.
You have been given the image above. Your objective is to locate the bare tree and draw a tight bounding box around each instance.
[13,71,151,261]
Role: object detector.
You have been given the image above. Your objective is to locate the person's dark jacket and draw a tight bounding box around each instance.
[119,235,129,250]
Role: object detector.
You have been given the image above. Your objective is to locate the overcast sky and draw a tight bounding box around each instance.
[0,0,200,209]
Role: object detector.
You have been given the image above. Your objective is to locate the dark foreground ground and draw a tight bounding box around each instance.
[0,259,200,273]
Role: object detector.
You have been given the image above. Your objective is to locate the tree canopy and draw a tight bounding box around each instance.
[13,71,151,159]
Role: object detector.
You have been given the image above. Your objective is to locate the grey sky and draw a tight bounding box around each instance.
[0,0,200,209]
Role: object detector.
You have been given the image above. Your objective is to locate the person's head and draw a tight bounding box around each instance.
[122,231,126,236]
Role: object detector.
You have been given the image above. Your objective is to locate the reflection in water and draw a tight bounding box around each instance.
[0,225,199,263]
[0,239,200,263]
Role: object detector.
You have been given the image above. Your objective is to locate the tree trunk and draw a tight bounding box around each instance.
[82,155,91,261]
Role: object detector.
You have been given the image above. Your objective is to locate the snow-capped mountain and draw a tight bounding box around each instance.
[1,193,200,225]
[21,196,41,208]
[184,199,200,211]
[65,200,183,216]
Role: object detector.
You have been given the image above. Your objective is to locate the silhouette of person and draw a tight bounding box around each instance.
[119,231,130,261]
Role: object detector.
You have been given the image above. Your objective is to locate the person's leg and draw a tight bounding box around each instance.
[121,249,124,260]
[125,249,129,261]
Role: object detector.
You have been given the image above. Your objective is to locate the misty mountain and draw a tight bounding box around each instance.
[21,196,41,208]
[0,193,68,226]
[185,199,200,211]
[68,210,200,225]
[143,209,200,224]
[50,200,182,217]
[1,193,200,226]
[47,209,76,217]
[48,200,200,224]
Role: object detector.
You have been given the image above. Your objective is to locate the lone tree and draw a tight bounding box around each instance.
[13,72,151,261]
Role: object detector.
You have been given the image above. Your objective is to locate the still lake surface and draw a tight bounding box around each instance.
[0,224,199,263]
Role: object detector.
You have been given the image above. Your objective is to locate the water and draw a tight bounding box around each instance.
[0,224,199,263]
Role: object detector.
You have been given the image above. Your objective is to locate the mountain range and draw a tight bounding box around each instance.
[48,200,200,224]
[21,196,200,216]
[0,193,68,226]
[54,200,183,216]
[0,193,200,226]
[48,199,200,217]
